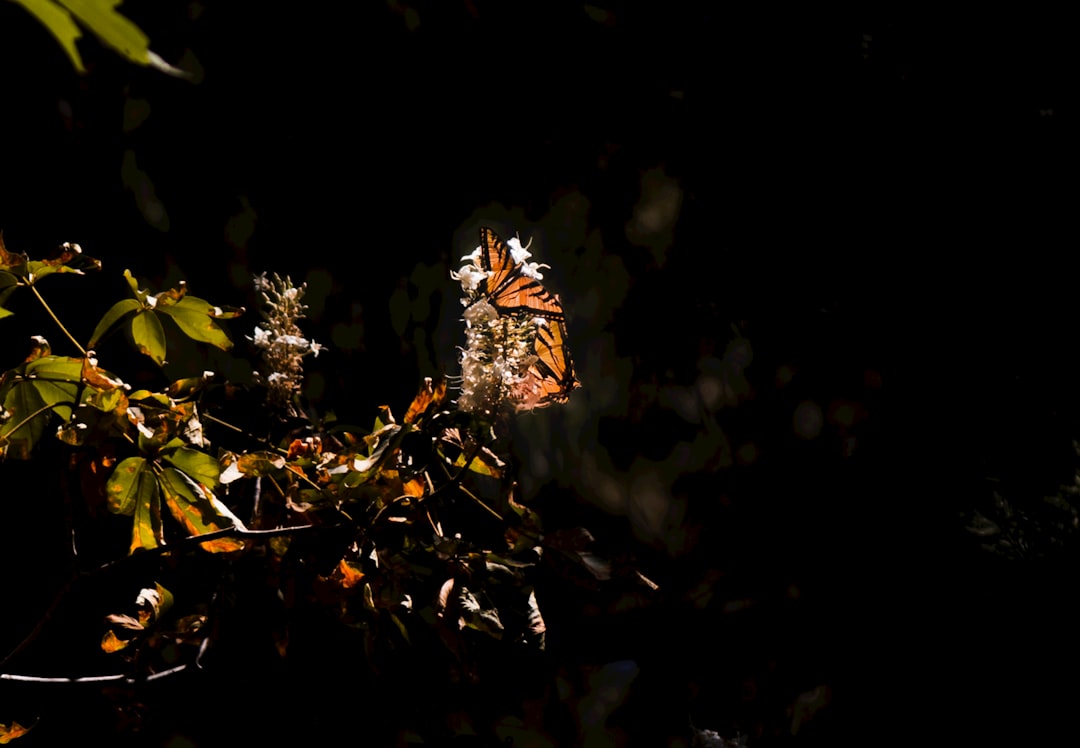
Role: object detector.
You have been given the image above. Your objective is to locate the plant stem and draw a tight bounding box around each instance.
[29,283,87,356]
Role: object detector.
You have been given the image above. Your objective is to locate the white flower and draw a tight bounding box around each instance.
[506,237,532,264]
[452,264,489,293]
[309,341,324,357]
[279,334,309,349]
[250,325,271,348]
[520,260,549,280]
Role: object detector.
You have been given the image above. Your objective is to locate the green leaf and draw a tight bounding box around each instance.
[14,0,188,76]
[24,356,82,422]
[131,467,163,553]
[219,450,286,483]
[163,446,221,490]
[106,456,150,516]
[89,297,141,348]
[9,0,86,73]
[0,272,19,320]
[130,309,166,365]
[56,0,149,61]
[0,372,50,459]
[157,297,233,350]
[158,467,246,552]
[136,582,173,624]
[123,268,146,302]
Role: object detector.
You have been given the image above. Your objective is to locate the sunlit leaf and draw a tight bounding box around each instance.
[434,578,455,617]
[80,355,124,390]
[23,336,50,362]
[130,309,166,365]
[24,241,100,280]
[128,389,171,407]
[9,0,86,72]
[163,446,221,490]
[166,372,212,401]
[15,0,187,76]
[0,718,32,743]
[219,450,286,484]
[135,582,173,625]
[403,376,448,424]
[106,456,149,515]
[157,296,234,350]
[104,613,144,631]
[168,294,243,319]
[0,356,82,458]
[330,558,364,589]
[0,372,49,459]
[524,587,546,649]
[158,467,245,552]
[89,297,141,347]
[286,437,321,460]
[148,281,186,307]
[130,468,163,553]
[99,629,133,653]
[457,585,503,638]
[83,384,128,413]
[372,405,395,431]
[122,268,146,302]
[0,274,18,319]
[23,355,81,421]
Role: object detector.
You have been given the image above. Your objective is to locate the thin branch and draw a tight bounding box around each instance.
[1,663,189,685]
[94,522,340,573]
[28,283,87,356]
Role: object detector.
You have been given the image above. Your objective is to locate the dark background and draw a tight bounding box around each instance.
[1,2,1075,745]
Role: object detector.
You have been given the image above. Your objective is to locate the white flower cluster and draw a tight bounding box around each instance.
[249,273,323,416]
[456,300,539,415]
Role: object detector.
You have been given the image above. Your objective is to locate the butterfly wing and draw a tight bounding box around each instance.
[479,227,565,319]
[523,317,581,409]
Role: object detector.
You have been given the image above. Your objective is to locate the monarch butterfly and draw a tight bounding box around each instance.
[456,227,580,410]
[522,311,579,410]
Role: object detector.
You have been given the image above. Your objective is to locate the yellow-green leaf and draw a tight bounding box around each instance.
[106,456,149,515]
[23,355,81,422]
[0,374,49,460]
[158,467,245,553]
[89,297,141,348]
[157,297,233,350]
[10,0,86,73]
[131,309,166,365]
[163,446,221,490]
[130,468,163,553]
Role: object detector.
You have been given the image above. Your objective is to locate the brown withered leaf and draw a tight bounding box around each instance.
[0,718,32,743]
[403,376,448,424]
[331,558,365,589]
[101,629,133,653]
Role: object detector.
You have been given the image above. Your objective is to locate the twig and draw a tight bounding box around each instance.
[1,663,189,685]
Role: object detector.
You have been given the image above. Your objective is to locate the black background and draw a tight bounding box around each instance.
[1,3,1075,745]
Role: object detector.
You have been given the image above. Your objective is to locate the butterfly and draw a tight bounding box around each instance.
[461,227,580,409]
[524,310,580,409]
[473,227,565,319]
